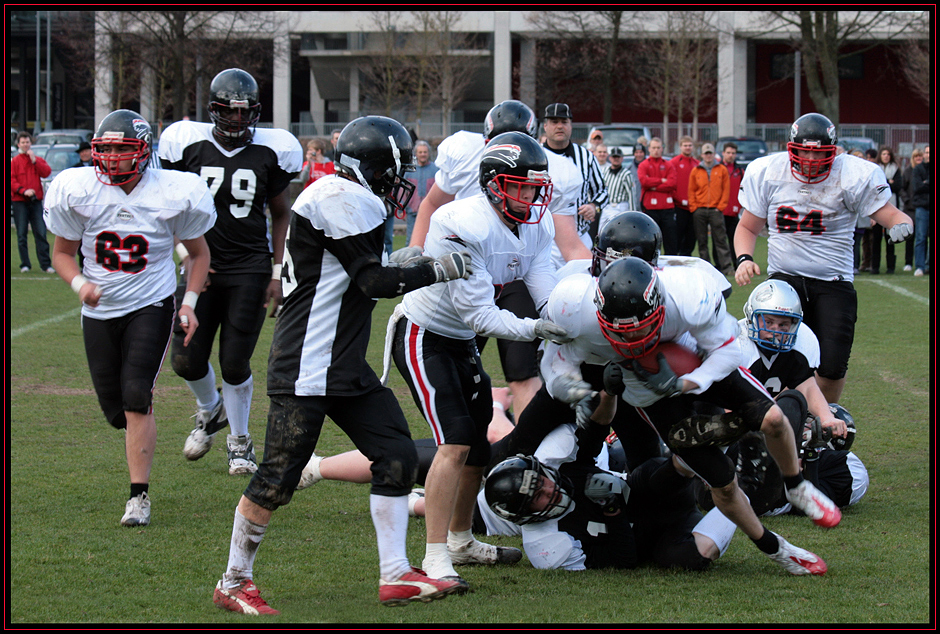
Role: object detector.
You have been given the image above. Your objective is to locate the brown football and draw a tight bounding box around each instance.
[636,342,702,375]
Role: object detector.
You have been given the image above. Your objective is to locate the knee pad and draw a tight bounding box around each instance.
[371,443,419,495]
[122,381,154,415]
[107,410,128,430]
[218,357,252,386]
[466,438,492,468]
[171,345,208,381]
[655,538,712,572]
[775,389,809,437]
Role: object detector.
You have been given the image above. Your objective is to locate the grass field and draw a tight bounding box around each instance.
[8,228,932,626]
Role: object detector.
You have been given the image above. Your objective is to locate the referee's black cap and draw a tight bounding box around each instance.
[544,103,572,120]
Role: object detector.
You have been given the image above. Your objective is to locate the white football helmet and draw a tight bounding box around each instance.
[744,280,803,352]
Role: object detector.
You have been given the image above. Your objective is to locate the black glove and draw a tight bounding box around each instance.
[631,353,683,398]
[602,362,625,397]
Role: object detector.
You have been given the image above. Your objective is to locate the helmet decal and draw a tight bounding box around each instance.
[484,143,523,168]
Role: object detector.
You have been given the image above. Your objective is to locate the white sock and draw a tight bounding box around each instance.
[223,376,253,437]
[222,508,267,588]
[447,528,474,548]
[370,494,411,581]
[692,506,738,558]
[422,542,457,580]
[187,366,219,411]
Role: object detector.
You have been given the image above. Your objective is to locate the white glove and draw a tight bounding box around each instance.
[887,223,913,244]
[553,372,596,404]
[584,472,630,514]
[575,393,601,429]
[534,319,572,344]
[389,245,424,264]
[432,251,472,282]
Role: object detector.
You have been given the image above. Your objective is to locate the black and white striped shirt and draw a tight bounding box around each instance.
[602,164,636,210]
[544,142,609,235]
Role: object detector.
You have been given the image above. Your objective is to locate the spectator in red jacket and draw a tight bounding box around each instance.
[719,141,745,263]
[11,131,54,273]
[637,137,678,254]
[670,136,697,256]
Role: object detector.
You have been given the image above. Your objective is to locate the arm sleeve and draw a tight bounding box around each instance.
[326,230,440,298]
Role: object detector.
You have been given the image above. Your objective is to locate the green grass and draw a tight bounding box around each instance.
[9,228,931,625]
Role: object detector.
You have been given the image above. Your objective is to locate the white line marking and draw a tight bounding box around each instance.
[11,307,81,339]
[857,278,930,305]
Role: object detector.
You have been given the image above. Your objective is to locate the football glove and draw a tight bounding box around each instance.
[574,392,602,429]
[887,223,913,244]
[553,372,596,404]
[388,245,424,264]
[584,471,630,515]
[602,362,625,397]
[534,319,572,344]
[631,353,683,398]
[432,251,473,282]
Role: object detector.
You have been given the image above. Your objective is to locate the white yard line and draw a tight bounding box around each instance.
[857,278,930,305]
[10,307,81,339]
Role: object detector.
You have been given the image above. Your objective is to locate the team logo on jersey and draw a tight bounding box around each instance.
[876,184,889,194]
[117,209,133,221]
[483,143,522,167]
[443,234,468,248]
[798,188,810,196]
[507,257,520,272]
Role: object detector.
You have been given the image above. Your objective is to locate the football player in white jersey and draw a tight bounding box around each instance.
[45,109,216,528]
[158,68,303,475]
[215,116,471,613]
[734,113,913,404]
[537,257,841,575]
[400,100,549,416]
[387,132,570,591]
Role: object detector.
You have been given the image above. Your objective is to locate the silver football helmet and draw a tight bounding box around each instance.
[744,280,803,352]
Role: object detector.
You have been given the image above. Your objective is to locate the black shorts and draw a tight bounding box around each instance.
[82,297,175,428]
[475,279,540,383]
[637,367,776,488]
[244,388,418,511]
[171,272,269,384]
[769,273,857,380]
[392,317,492,467]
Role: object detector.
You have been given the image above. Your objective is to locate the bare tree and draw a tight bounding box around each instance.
[525,11,636,124]
[760,10,925,126]
[91,11,285,123]
[896,12,930,107]
[358,12,415,117]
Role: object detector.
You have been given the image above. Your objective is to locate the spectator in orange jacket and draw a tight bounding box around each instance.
[719,141,745,263]
[688,143,733,275]
[11,131,54,273]
[637,137,678,254]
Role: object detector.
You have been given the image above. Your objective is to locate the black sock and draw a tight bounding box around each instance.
[130,483,149,499]
[783,473,804,490]
[752,527,780,554]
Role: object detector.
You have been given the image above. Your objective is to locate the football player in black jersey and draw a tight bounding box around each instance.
[214,116,473,613]
[159,68,303,475]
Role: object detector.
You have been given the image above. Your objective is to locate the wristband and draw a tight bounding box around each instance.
[736,254,754,267]
[493,401,505,412]
[175,243,189,260]
[182,291,199,310]
[70,274,88,294]
[272,264,282,280]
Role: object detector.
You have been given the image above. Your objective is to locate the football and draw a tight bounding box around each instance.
[635,342,702,375]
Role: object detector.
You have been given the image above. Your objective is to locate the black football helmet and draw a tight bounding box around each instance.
[592,211,663,276]
[826,404,856,452]
[483,100,538,141]
[208,68,262,149]
[787,112,838,183]
[334,115,416,217]
[594,257,666,359]
[91,109,153,186]
[480,131,553,225]
[484,455,572,525]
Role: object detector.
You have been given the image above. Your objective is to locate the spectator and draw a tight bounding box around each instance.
[688,143,733,275]
[404,140,438,245]
[870,146,902,274]
[592,143,609,169]
[911,145,931,276]
[541,103,609,248]
[11,131,54,273]
[298,138,334,189]
[327,128,342,161]
[598,146,635,231]
[669,136,697,256]
[637,137,678,255]
[718,141,744,264]
[626,143,645,215]
[588,129,604,151]
[72,141,94,168]
[899,147,924,271]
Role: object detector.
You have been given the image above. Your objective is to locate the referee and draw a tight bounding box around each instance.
[542,103,609,243]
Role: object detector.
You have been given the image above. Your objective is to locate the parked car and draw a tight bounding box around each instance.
[717,136,768,169]
[34,129,93,146]
[840,136,878,154]
[34,143,81,187]
[583,124,652,156]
